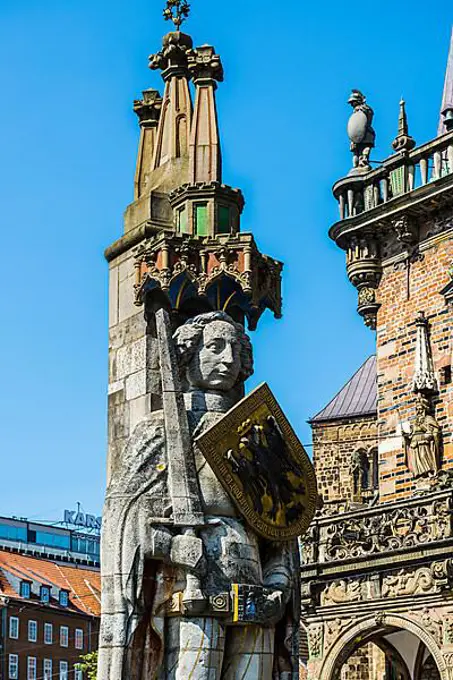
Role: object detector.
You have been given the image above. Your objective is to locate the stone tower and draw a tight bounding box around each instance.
[105,12,282,483]
[301,31,453,680]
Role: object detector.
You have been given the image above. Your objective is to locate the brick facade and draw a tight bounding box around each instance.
[377,218,453,501]
[301,34,453,680]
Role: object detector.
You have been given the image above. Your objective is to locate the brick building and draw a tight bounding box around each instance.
[301,30,453,680]
[0,518,100,680]
[310,355,378,512]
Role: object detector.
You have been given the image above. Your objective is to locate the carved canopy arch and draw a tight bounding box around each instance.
[318,613,447,680]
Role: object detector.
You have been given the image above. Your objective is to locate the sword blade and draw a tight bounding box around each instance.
[155,308,204,527]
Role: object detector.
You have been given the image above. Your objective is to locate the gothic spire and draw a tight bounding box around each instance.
[392,98,416,152]
[438,28,453,135]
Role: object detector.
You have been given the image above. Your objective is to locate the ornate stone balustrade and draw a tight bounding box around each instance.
[332,131,453,223]
[301,490,453,566]
[328,131,453,329]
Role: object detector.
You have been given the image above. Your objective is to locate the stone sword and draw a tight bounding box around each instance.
[155,307,206,612]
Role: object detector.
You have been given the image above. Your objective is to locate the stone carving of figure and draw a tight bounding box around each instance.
[98,311,300,680]
[347,90,376,172]
[350,449,369,498]
[403,395,441,478]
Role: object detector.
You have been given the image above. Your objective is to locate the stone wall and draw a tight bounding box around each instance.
[376,218,453,502]
[312,416,378,509]
[107,251,161,484]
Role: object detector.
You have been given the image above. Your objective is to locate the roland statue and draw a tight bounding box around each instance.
[98,311,301,680]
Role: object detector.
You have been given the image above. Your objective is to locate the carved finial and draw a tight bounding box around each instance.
[392,98,416,153]
[347,90,376,174]
[439,28,453,135]
[188,45,224,83]
[163,0,191,30]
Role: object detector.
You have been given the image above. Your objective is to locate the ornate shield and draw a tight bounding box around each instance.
[347,109,368,143]
[195,383,317,541]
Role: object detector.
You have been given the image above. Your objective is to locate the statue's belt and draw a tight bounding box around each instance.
[165,583,273,624]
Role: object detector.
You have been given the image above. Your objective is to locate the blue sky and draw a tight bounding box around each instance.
[0,0,450,521]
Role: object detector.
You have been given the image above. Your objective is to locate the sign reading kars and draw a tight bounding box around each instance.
[63,509,102,531]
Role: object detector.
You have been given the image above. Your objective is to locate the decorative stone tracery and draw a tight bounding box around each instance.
[317,614,448,680]
[133,233,283,330]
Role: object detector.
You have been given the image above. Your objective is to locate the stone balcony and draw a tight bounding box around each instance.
[331,131,453,245]
[301,489,453,579]
[327,131,453,328]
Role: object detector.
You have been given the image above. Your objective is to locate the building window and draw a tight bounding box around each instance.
[59,660,68,680]
[217,206,231,234]
[75,627,84,650]
[43,659,52,680]
[9,616,19,639]
[34,530,70,550]
[59,590,69,607]
[60,625,69,647]
[177,206,188,234]
[44,622,53,644]
[194,203,208,236]
[8,654,18,679]
[27,657,37,680]
[20,581,31,599]
[0,522,27,542]
[28,620,37,642]
[40,586,50,603]
[74,669,83,680]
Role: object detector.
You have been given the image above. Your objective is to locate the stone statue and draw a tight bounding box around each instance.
[347,90,376,172]
[98,311,300,679]
[403,395,441,478]
[350,449,369,498]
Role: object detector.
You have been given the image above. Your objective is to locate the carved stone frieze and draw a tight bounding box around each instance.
[325,617,355,651]
[443,618,453,645]
[300,523,318,565]
[408,608,443,646]
[319,496,451,563]
[382,560,453,598]
[322,578,364,605]
[443,652,453,668]
[307,623,324,659]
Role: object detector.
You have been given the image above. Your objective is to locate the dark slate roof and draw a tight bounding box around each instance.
[310,355,377,423]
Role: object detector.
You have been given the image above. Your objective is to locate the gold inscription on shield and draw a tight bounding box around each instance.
[195,383,317,541]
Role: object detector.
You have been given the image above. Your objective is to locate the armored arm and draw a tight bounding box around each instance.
[261,541,295,625]
[263,543,293,594]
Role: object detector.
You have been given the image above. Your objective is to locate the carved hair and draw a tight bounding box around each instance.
[173,311,254,384]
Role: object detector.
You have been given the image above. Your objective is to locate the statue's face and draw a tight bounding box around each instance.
[187,320,241,392]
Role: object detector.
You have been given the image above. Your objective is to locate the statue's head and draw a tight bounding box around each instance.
[173,312,253,392]
[348,89,365,108]
[416,394,430,416]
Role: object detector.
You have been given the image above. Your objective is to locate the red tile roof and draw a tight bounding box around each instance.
[0,550,100,616]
